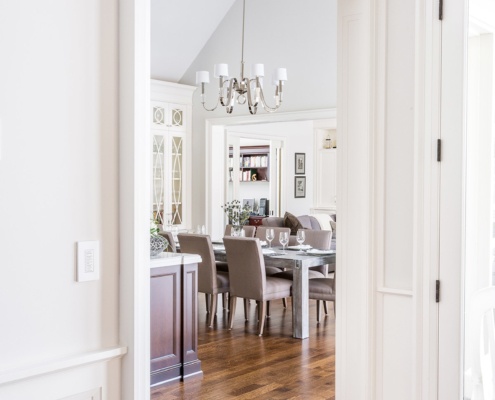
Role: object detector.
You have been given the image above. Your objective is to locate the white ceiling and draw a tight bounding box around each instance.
[151,0,236,82]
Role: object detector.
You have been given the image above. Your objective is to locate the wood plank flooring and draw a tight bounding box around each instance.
[151,296,335,400]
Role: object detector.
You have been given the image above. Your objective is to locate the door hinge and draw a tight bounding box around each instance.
[439,0,443,20]
[436,280,440,302]
[437,139,442,162]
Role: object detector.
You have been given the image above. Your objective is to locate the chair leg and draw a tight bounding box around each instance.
[323,301,328,315]
[222,292,228,309]
[267,301,270,317]
[257,301,267,336]
[243,298,249,321]
[205,293,210,313]
[282,298,287,308]
[228,296,237,330]
[208,294,218,327]
[316,300,321,323]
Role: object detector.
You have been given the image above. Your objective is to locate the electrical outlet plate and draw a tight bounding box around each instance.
[77,241,100,282]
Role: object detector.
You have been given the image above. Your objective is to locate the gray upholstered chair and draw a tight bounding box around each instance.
[308,275,335,322]
[223,237,293,336]
[224,224,256,238]
[177,233,230,327]
[159,231,177,252]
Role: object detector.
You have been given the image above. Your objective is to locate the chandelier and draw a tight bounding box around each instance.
[195,0,287,114]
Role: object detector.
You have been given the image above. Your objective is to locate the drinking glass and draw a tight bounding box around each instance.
[296,229,306,251]
[266,228,275,248]
[279,231,289,253]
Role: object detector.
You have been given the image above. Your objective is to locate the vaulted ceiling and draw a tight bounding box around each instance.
[151,0,236,82]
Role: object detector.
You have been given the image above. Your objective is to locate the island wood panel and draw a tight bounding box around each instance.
[182,263,202,380]
[150,265,181,385]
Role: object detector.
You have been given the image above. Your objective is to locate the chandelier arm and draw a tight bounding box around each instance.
[222,78,237,109]
[199,82,220,111]
[258,85,282,113]
[245,79,258,114]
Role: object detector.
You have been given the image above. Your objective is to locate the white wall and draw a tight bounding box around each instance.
[179,0,337,227]
[0,1,122,398]
[231,120,316,216]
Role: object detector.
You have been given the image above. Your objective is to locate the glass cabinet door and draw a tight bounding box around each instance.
[171,136,183,225]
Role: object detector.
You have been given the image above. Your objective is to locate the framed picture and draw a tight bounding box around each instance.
[294,176,306,198]
[242,198,255,210]
[295,153,305,174]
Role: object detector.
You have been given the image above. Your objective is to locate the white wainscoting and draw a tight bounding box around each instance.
[376,291,414,400]
[0,346,125,400]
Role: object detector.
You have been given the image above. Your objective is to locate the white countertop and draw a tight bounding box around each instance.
[150,252,202,268]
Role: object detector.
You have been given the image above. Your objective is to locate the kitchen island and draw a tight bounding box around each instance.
[150,252,203,387]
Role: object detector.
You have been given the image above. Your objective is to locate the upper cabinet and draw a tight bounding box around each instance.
[150,80,195,230]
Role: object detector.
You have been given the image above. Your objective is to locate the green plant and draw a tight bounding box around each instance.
[150,219,160,236]
[222,200,251,226]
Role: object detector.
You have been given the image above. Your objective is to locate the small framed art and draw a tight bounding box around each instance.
[294,176,306,198]
[295,153,305,174]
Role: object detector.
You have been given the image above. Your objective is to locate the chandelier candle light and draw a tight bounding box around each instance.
[195,0,287,114]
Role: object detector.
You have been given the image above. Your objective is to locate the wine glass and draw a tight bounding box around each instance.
[296,229,306,251]
[265,228,274,248]
[279,231,289,253]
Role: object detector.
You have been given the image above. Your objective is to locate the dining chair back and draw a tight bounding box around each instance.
[159,231,177,253]
[255,226,291,247]
[224,224,256,238]
[177,233,230,327]
[223,237,292,336]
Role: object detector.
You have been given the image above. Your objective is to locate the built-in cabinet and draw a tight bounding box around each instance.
[151,80,195,229]
[238,146,270,182]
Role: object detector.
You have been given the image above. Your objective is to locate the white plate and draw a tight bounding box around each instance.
[262,248,277,255]
[287,245,312,250]
[306,249,335,256]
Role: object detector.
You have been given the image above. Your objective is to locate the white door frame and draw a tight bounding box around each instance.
[119,0,151,399]
[119,0,454,397]
[438,0,468,398]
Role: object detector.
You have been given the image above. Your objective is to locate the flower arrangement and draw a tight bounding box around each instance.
[222,200,251,226]
[150,219,160,236]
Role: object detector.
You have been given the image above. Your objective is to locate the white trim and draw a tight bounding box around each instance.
[119,0,151,399]
[0,346,127,386]
[377,287,414,297]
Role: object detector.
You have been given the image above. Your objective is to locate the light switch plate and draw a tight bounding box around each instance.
[77,241,100,282]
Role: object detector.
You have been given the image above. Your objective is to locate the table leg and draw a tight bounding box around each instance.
[291,261,309,339]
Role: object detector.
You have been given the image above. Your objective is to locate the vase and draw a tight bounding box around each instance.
[231,225,243,237]
[150,234,167,257]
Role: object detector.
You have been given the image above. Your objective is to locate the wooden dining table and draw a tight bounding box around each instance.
[212,243,336,339]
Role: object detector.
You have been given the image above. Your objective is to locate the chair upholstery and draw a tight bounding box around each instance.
[177,233,230,327]
[224,224,256,238]
[159,231,177,252]
[223,237,292,336]
[308,276,336,322]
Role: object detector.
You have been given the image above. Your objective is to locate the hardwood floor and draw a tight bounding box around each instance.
[151,296,335,399]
